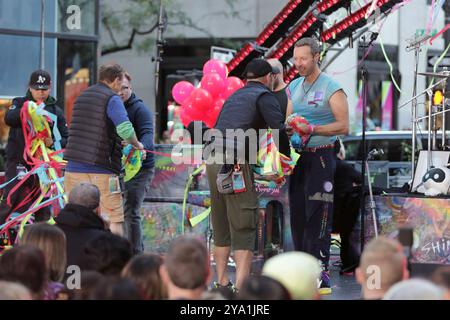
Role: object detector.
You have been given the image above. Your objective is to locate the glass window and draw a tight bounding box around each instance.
[57,39,96,123]
[0,0,56,32]
[56,0,97,36]
[343,139,361,161]
[0,34,56,98]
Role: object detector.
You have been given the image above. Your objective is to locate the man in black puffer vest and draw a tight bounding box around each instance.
[0,70,68,225]
[205,58,290,291]
[119,72,154,255]
[64,64,144,237]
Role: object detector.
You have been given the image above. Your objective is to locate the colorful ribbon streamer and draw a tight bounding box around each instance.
[0,101,66,240]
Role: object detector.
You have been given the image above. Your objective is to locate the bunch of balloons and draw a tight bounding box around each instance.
[171,59,245,128]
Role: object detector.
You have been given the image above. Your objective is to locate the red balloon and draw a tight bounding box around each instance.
[172,81,194,105]
[213,98,225,109]
[204,99,224,128]
[204,116,216,129]
[203,59,228,80]
[182,96,204,121]
[179,108,193,127]
[190,88,214,112]
[222,77,245,100]
[201,73,225,98]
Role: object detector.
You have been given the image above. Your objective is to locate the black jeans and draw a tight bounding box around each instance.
[289,148,336,270]
[123,167,154,254]
[334,188,361,271]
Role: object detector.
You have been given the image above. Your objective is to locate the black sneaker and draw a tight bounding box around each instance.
[213,281,238,293]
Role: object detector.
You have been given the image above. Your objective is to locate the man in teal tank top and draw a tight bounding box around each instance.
[287,37,349,295]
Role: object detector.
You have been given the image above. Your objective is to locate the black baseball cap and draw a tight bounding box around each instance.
[29,70,51,90]
[243,58,280,79]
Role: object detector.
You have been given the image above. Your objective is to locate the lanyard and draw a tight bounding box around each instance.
[301,72,321,101]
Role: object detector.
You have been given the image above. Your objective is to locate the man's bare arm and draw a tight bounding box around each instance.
[313,90,349,136]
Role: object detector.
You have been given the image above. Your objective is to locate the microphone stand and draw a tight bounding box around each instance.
[358,32,377,252]
[153,0,167,140]
[405,33,431,184]
[365,150,381,238]
[359,35,370,254]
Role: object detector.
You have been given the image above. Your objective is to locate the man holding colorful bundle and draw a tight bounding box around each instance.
[0,70,68,225]
[287,37,349,295]
[64,64,144,237]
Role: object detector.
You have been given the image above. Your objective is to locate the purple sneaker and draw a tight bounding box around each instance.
[318,270,332,295]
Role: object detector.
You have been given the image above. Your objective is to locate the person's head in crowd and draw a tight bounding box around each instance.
[28,69,51,103]
[21,223,67,282]
[68,183,101,215]
[356,236,409,300]
[89,276,143,300]
[0,281,32,300]
[266,59,285,90]
[119,72,133,103]
[121,254,167,300]
[70,271,105,300]
[201,288,228,300]
[383,278,445,300]
[160,235,211,300]
[243,58,280,91]
[235,275,291,300]
[293,37,321,78]
[0,245,47,299]
[262,252,321,300]
[99,63,125,94]
[431,266,450,299]
[84,233,132,276]
[334,137,346,160]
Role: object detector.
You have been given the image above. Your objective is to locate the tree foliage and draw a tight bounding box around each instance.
[101,0,248,56]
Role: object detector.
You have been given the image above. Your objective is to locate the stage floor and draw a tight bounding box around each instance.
[322,255,361,300]
[210,246,362,300]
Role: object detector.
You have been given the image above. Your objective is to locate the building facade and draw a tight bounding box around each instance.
[0,0,100,129]
[100,0,446,138]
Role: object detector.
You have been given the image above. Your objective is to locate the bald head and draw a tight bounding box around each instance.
[267,59,285,89]
[267,59,283,72]
[358,237,408,290]
[68,183,100,210]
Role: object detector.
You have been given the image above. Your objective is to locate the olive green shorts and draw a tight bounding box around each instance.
[206,163,258,251]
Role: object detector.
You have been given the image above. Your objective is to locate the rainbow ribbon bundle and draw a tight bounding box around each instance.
[122,144,143,182]
[286,113,313,150]
[0,101,66,242]
[254,129,299,188]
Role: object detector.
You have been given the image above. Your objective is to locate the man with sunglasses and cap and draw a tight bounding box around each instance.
[205,58,290,291]
[0,70,68,224]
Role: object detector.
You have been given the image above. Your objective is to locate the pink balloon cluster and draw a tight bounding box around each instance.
[171,59,245,128]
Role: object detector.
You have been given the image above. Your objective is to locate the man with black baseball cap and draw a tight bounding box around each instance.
[29,70,51,90]
[0,69,68,225]
[243,58,280,80]
[205,57,290,291]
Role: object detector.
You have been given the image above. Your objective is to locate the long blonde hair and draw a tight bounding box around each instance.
[22,223,67,282]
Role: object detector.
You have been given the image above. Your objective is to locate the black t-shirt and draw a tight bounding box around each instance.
[272,86,288,119]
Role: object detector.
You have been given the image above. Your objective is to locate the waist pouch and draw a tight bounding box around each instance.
[216,164,234,194]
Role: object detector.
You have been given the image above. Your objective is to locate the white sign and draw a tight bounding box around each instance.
[210,46,236,64]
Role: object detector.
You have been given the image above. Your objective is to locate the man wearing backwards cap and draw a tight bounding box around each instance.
[0,70,68,224]
[205,58,290,291]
